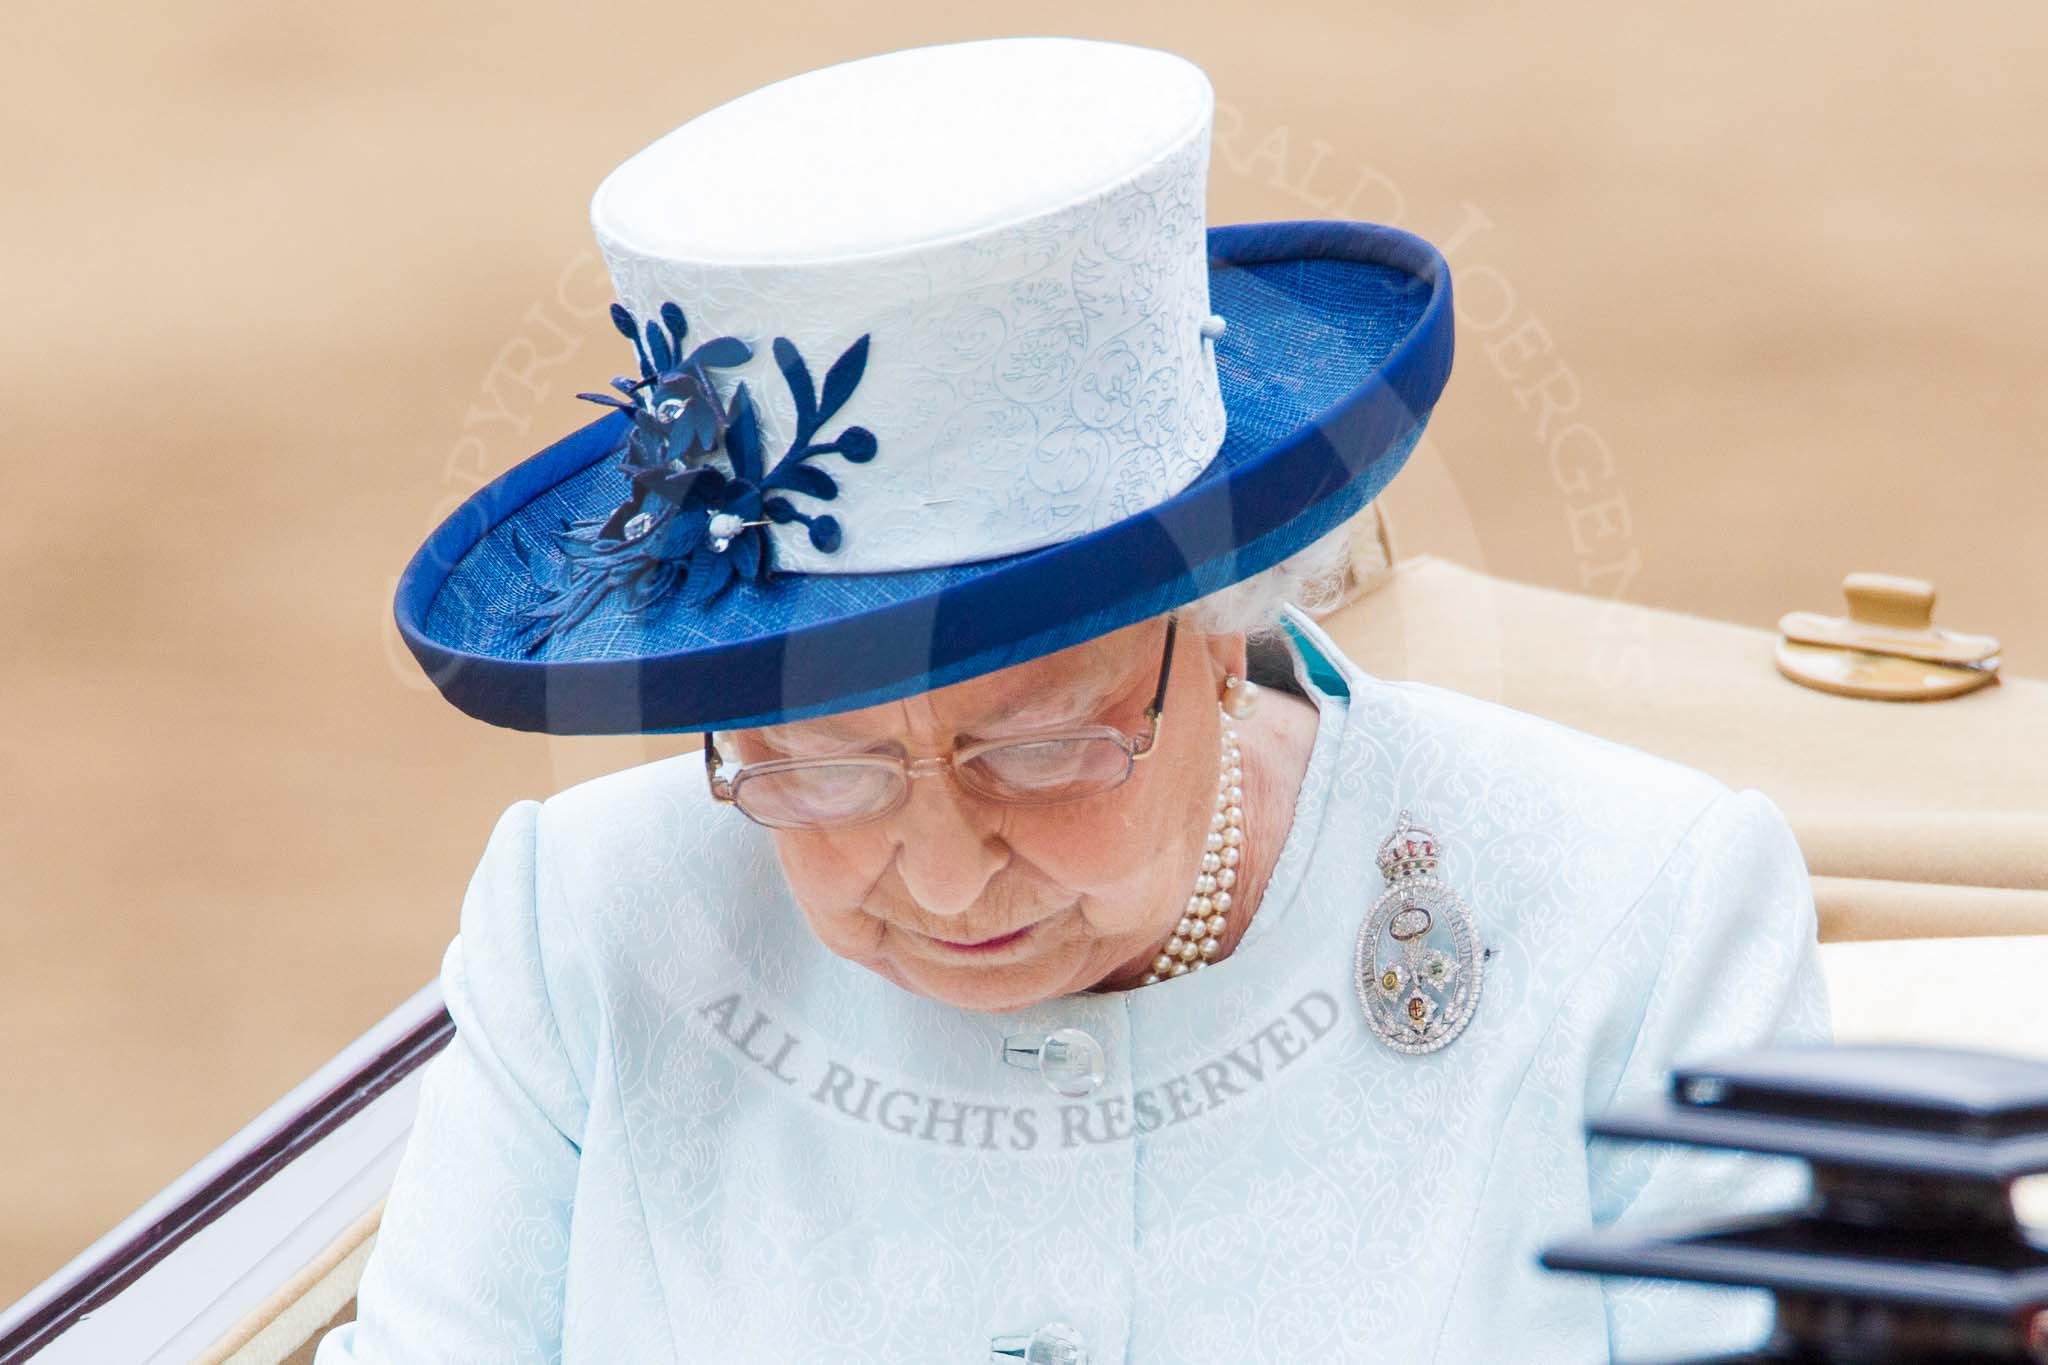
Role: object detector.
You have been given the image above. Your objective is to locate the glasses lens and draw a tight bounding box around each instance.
[958,735,1134,805]
[732,760,904,829]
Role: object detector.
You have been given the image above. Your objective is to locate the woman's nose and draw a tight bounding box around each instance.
[887,773,1006,918]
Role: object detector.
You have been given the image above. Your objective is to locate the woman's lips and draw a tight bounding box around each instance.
[926,923,1036,953]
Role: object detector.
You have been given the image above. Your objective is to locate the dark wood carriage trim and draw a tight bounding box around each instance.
[0,991,452,1363]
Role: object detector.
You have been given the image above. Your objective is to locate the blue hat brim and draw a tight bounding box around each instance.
[395,220,1454,734]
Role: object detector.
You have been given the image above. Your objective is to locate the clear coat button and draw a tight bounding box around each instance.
[990,1320,1087,1364]
[1002,1027,1105,1098]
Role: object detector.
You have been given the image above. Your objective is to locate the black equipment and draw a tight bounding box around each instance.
[1541,1044,2048,1362]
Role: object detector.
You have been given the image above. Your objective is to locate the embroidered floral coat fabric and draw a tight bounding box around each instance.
[315,611,1831,1364]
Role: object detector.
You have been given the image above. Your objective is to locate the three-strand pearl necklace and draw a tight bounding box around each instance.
[1140,708,1244,985]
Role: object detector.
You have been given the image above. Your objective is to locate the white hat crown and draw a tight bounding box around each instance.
[589,38,1226,574]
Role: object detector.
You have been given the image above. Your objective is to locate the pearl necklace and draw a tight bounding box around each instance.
[1140,708,1244,984]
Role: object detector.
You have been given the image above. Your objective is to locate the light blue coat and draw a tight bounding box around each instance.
[318,610,1831,1363]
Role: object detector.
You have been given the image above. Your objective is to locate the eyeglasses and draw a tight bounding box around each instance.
[705,614,1179,831]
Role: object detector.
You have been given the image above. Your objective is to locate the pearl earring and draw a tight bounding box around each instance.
[1221,672,1261,719]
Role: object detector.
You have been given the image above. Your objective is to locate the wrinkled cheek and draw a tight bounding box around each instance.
[1010,839,1149,932]
[787,886,889,961]
[770,830,882,904]
[820,913,890,962]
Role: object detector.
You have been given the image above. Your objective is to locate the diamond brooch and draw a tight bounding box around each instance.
[1354,811,1488,1055]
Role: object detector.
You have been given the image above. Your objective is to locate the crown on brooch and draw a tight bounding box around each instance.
[1376,811,1442,881]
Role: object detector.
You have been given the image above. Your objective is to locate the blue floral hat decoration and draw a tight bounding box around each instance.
[394,38,1454,734]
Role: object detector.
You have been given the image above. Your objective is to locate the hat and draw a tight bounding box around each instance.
[394,37,1454,734]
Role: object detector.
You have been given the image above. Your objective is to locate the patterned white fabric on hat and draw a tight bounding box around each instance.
[591,38,1227,574]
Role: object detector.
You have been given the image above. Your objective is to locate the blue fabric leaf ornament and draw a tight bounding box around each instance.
[515,304,877,652]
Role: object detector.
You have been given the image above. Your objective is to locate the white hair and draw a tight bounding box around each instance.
[1177,518,1360,639]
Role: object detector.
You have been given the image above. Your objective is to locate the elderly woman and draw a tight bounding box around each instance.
[335,37,1830,1365]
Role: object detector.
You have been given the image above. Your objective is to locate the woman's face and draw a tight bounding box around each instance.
[730,616,1243,1013]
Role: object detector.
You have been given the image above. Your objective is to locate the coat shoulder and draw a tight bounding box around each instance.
[1295,614,1735,864]
[538,748,761,877]
[1362,661,1727,796]
[527,750,796,980]
[1336,660,1739,922]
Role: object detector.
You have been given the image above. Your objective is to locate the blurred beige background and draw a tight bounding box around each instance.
[3,0,2045,1301]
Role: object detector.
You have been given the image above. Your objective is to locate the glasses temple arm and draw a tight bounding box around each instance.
[703,732,735,803]
[1133,611,1178,757]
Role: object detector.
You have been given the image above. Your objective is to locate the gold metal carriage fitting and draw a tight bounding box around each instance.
[1776,572,2002,702]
